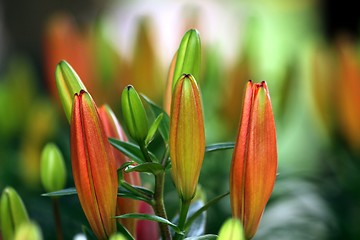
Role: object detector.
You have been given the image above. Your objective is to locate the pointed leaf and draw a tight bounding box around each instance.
[185,192,229,230]
[205,142,234,153]
[115,214,182,233]
[145,113,163,146]
[125,162,164,175]
[116,221,135,240]
[184,235,218,240]
[141,94,170,143]
[41,187,77,197]
[109,138,145,163]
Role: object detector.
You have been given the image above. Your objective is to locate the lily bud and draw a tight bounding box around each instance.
[0,187,30,240]
[40,143,67,192]
[14,221,43,240]
[172,29,201,91]
[71,90,117,239]
[230,81,277,239]
[218,218,245,240]
[121,85,149,143]
[98,104,141,235]
[55,60,87,122]
[170,74,205,201]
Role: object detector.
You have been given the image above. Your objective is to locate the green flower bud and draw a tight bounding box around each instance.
[109,233,127,240]
[55,60,87,122]
[121,85,149,143]
[40,143,67,192]
[218,218,245,240]
[172,29,201,91]
[0,187,30,240]
[14,221,43,240]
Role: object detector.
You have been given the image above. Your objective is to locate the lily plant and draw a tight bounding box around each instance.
[0,28,279,240]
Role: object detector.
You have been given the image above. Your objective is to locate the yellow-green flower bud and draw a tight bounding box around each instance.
[14,221,43,240]
[218,218,245,240]
[170,74,205,201]
[121,85,149,143]
[55,60,87,122]
[172,29,201,91]
[109,233,127,240]
[40,143,67,193]
[0,187,30,240]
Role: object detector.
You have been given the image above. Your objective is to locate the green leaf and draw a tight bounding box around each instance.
[184,235,218,240]
[115,213,182,234]
[205,142,235,153]
[118,184,153,204]
[145,113,163,146]
[116,221,134,240]
[125,162,164,175]
[141,94,170,143]
[173,29,201,90]
[109,138,145,163]
[41,187,77,197]
[185,192,229,230]
[172,200,206,237]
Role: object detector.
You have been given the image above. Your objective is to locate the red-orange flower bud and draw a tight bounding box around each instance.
[230,80,277,239]
[170,74,205,201]
[98,104,141,235]
[71,91,118,239]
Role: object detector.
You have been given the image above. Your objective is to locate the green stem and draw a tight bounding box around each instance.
[152,172,171,240]
[52,197,63,240]
[140,143,152,162]
[174,199,191,240]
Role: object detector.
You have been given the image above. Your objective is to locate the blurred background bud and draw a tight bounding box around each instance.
[14,221,43,240]
[40,143,67,193]
[218,218,245,240]
[0,187,30,240]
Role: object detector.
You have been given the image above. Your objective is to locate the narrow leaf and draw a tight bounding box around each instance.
[145,113,163,146]
[205,142,235,153]
[184,235,218,240]
[116,221,135,240]
[41,187,77,197]
[109,138,145,163]
[115,213,182,233]
[125,162,163,175]
[141,94,170,143]
[185,192,229,230]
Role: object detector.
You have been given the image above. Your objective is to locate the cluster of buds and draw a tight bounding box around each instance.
[33,28,278,240]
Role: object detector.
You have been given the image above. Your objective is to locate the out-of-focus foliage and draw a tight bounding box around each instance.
[1,0,360,239]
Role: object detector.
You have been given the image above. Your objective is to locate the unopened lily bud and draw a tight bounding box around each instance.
[172,29,201,91]
[121,85,149,143]
[14,221,43,240]
[170,74,205,201]
[0,187,30,240]
[109,233,127,240]
[230,81,277,239]
[40,143,67,192]
[55,60,87,122]
[71,90,118,239]
[218,218,245,240]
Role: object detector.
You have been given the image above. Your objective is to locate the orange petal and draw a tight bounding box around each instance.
[71,91,117,239]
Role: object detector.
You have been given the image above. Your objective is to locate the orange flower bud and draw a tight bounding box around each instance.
[98,104,141,235]
[230,81,277,239]
[71,91,117,239]
[170,74,205,201]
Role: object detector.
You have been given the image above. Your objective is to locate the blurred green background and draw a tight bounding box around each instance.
[1,0,360,239]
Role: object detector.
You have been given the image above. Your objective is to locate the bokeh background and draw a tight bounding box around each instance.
[1,0,360,239]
